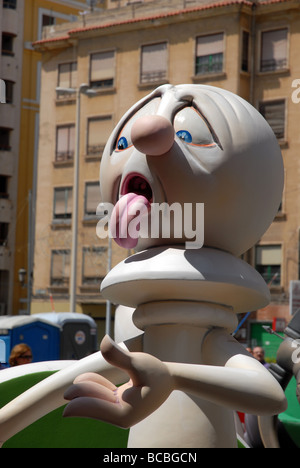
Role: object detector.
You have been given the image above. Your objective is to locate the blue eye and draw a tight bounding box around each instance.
[176,130,192,143]
[117,136,129,151]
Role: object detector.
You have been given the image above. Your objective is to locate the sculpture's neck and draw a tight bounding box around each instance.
[133,300,237,363]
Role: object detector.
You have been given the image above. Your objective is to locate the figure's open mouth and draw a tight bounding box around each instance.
[120,174,153,203]
[110,174,153,249]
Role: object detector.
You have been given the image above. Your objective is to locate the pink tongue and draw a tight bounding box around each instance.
[110,193,150,249]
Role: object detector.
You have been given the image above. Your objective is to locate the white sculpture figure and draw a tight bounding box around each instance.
[0,85,287,448]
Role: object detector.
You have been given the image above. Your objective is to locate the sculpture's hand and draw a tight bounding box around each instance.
[63,335,174,428]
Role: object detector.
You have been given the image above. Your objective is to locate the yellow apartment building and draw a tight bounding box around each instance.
[1,0,90,316]
[33,0,300,344]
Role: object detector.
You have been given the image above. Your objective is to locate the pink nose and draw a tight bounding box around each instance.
[131,115,175,156]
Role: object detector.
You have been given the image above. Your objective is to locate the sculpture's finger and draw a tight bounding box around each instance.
[64,381,117,402]
[63,396,130,428]
[73,372,117,390]
[100,335,141,386]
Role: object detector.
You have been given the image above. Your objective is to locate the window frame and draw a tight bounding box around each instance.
[89,50,116,89]
[0,127,12,151]
[82,246,107,286]
[3,0,17,9]
[86,115,113,157]
[259,27,289,73]
[255,244,282,287]
[241,30,250,73]
[1,32,15,57]
[55,124,75,162]
[57,62,77,93]
[84,181,100,218]
[195,32,225,76]
[139,41,168,85]
[259,99,286,141]
[53,186,73,222]
[50,249,71,287]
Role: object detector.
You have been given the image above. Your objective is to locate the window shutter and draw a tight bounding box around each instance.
[256,245,282,265]
[58,64,71,88]
[52,252,63,278]
[56,127,69,154]
[259,100,285,139]
[91,51,115,82]
[85,182,100,215]
[54,189,66,217]
[196,33,224,56]
[83,247,107,281]
[141,43,167,82]
[88,116,112,148]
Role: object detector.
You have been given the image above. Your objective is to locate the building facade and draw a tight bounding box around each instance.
[0,0,89,316]
[33,0,300,344]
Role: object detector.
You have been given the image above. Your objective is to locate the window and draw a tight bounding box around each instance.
[90,51,115,88]
[0,176,9,199]
[255,245,281,286]
[140,42,168,84]
[57,62,77,92]
[55,124,75,162]
[82,246,107,285]
[84,182,100,217]
[4,80,14,104]
[260,29,288,72]
[0,127,11,151]
[195,33,224,75]
[1,33,15,56]
[259,100,285,140]
[50,249,70,286]
[87,116,112,156]
[0,223,9,246]
[3,0,17,10]
[241,31,250,72]
[42,14,55,27]
[53,187,72,221]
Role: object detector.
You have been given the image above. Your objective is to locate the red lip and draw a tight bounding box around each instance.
[120,173,153,203]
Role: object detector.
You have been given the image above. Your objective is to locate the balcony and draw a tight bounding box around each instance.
[0,104,15,129]
[2,7,18,36]
[0,151,14,176]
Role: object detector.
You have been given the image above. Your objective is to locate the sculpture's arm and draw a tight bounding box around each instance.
[0,336,142,447]
[167,358,286,415]
[167,328,287,415]
[63,332,286,430]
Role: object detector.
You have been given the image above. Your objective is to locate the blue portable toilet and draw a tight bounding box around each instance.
[0,339,5,365]
[0,315,61,366]
[34,312,98,360]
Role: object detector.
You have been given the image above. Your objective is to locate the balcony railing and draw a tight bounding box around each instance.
[195,53,223,75]
[140,70,167,84]
[260,58,287,72]
[55,151,74,162]
[87,144,103,156]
